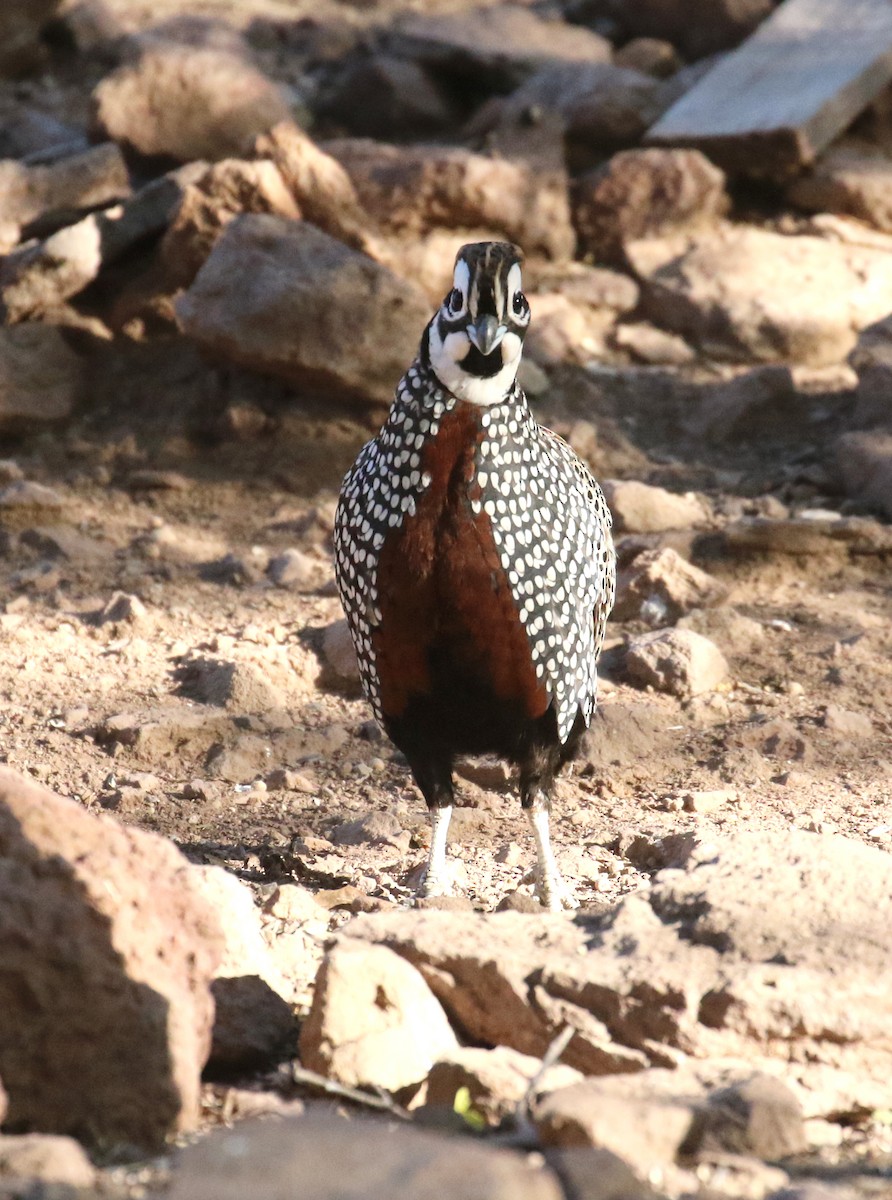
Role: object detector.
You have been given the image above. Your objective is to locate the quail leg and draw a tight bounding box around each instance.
[419,804,454,898]
[527,795,576,912]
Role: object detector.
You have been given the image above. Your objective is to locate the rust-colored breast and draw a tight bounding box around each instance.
[372,405,549,721]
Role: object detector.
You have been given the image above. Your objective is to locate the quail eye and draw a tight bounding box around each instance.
[447,288,464,314]
[512,291,528,316]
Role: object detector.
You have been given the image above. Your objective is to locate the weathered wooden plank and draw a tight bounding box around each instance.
[646,0,892,179]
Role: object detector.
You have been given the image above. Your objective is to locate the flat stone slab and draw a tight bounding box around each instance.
[647,0,892,179]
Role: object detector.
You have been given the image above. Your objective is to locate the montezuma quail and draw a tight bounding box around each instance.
[334,241,616,910]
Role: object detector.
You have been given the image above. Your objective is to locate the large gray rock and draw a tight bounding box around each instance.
[834,430,892,519]
[92,42,290,161]
[628,224,892,366]
[342,830,892,1103]
[847,312,892,428]
[176,215,430,404]
[169,1112,564,1200]
[574,148,728,265]
[326,139,573,261]
[0,767,223,1150]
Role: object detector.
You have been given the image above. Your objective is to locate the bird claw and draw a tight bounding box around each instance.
[418,870,455,900]
[536,870,578,913]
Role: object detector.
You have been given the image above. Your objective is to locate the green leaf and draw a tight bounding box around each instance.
[453,1086,487,1132]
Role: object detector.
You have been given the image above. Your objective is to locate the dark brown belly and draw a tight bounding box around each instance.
[371,405,549,734]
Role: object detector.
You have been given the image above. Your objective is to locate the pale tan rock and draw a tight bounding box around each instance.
[612,321,696,365]
[190,866,296,1070]
[0,1134,95,1188]
[821,704,873,738]
[602,479,708,533]
[93,43,290,161]
[0,766,223,1150]
[629,224,892,367]
[176,216,429,404]
[176,655,286,713]
[169,1111,565,1200]
[343,832,892,1096]
[535,1074,698,1172]
[574,148,728,264]
[426,1046,583,1126]
[326,139,573,261]
[299,941,458,1090]
[0,326,82,432]
[613,547,727,623]
[162,158,300,287]
[626,627,729,696]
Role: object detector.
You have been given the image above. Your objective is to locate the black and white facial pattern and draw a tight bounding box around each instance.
[428,244,531,407]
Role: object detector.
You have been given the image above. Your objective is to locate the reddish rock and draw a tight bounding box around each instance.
[162,158,300,286]
[614,547,727,623]
[625,627,729,696]
[251,122,371,252]
[0,767,223,1150]
[574,148,728,265]
[92,43,290,161]
[326,139,573,261]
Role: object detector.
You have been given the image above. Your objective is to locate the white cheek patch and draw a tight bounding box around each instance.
[429,317,524,407]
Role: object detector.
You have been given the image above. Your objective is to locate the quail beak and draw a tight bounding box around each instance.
[467,315,507,357]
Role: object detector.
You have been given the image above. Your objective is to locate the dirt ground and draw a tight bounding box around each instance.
[1,335,890,905]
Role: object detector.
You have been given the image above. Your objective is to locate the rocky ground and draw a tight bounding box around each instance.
[1,0,892,1198]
